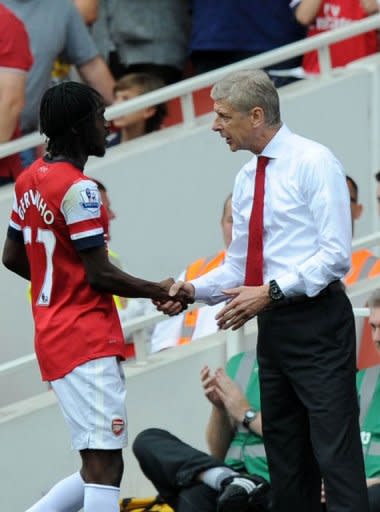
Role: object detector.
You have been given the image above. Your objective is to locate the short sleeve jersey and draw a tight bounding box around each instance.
[8,157,125,381]
[291,0,377,73]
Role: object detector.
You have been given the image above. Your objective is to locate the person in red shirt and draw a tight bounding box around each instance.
[292,0,378,73]
[2,81,188,512]
[0,4,33,185]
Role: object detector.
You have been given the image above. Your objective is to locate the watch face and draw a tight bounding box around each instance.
[270,280,284,301]
[245,410,255,420]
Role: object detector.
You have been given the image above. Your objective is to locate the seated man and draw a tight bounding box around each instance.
[150,194,232,353]
[353,289,380,512]
[133,351,271,512]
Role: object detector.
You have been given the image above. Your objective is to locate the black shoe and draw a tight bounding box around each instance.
[217,474,270,512]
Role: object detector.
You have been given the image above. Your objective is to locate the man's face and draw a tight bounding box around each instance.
[100,190,116,221]
[369,306,380,355]
[113,86,153,130]
[221,198,233,248]
[346,179,362,235]
[212,100,254,152]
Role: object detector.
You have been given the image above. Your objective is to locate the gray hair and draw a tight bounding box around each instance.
[211,69,281,127]
[368,289,380,309]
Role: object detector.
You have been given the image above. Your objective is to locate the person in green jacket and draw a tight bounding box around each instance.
[133,351,271,512]
[353,289,380,512]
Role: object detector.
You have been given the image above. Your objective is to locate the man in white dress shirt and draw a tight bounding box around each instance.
[159,69,368,512]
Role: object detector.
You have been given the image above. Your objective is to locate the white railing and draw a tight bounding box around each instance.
[2,223,379,377]
[0,14,379,159]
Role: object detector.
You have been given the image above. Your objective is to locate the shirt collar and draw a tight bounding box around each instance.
[259,123,292,159]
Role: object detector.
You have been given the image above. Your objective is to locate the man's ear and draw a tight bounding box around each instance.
[353,203,363,221]
[249,106,264,128]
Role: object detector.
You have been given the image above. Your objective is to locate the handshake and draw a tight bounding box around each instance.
[155,278,195,316]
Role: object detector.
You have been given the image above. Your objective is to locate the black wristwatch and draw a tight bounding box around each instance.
[242,409,257,429]
[269,280,285,302]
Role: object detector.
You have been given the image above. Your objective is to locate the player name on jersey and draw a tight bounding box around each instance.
[16,188,54,225]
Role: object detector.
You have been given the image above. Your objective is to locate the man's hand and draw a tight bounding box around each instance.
[154,280,195,316]
[214,368,250,422]
[200,366,225,409]
[215,284,270,330]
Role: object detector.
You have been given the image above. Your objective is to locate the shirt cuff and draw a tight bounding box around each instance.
[275,272,301,298]
[190,277,223,305]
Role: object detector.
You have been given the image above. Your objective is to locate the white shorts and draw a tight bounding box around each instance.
[50,356,128,450]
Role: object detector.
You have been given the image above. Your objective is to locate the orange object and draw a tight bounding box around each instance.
[178,250,225,345]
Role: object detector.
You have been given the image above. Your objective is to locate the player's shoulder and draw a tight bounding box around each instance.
[60,177,101,217]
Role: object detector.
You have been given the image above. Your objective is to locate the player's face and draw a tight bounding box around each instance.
[89,106,108,157]
[369,306,380,354]
[212,100,254,152]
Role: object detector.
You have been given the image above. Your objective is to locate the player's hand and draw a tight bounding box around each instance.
[214,368,250,421]
[154,280,195,316]
[215,285,270,330]
[200,365,225,409]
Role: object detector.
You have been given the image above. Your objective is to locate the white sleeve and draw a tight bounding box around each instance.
[60,179,105,250]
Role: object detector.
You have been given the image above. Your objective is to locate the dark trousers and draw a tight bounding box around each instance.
[133,428,271,512]
[257,289,369,512]
[132,428,223,512]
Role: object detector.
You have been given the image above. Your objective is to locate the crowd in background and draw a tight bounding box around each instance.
[1,0,380,185]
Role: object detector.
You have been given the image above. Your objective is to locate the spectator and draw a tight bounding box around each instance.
[2,0,115,137]
[133,351,271,512]
[74,0,98,26]
[344,175,380,285]
[292,0,378,74]
[91,0,190,83]
[150,194,232,353]
[51,1,99,85]
[0,4,33,186]
[109,73,168,145]
[189,1,306,87]
[346,288,380,512]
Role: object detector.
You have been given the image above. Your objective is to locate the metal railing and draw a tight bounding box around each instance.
[0,14,379,159]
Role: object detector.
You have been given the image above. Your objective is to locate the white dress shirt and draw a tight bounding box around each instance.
[191,124,351,303]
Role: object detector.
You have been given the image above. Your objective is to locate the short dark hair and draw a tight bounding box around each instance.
[114,72,167,133]
[40,81,104,156]
[376,171,380,183]
[346,175,358,202]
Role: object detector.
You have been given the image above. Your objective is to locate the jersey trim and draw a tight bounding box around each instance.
[73,233,105,251]
[7,225,23,242]
[71,227,104,240]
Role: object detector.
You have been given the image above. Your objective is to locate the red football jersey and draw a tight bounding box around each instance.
[8,157,125,381]
[302,0,377,74]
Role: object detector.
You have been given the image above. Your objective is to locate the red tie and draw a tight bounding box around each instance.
[245,156,270,286]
